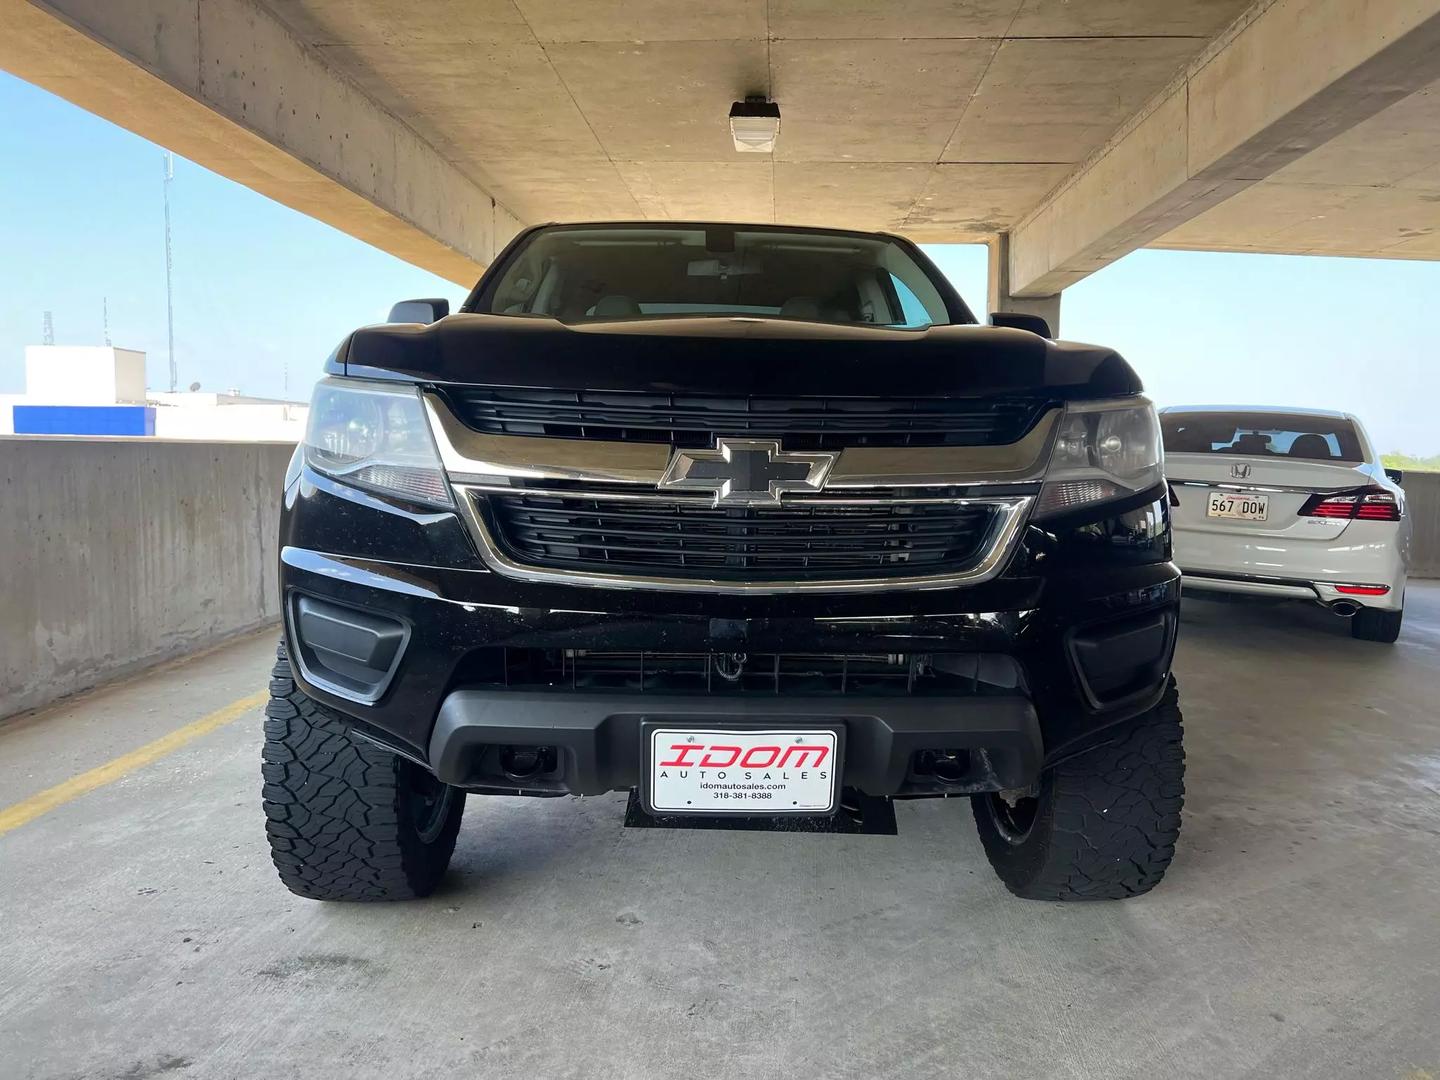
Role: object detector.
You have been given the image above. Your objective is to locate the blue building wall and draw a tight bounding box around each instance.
[12,405,157,436]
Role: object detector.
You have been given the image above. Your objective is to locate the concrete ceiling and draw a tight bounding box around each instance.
[12,0,1436,292]
[1157,78,1440,260]
[256,0,1256,239]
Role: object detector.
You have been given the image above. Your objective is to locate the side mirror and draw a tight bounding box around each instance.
[1385,467,1404,485]
[387,297,450,324]
[989,311,1051,338]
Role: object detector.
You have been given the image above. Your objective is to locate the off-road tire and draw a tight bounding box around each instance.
[1351,605,1403,643]
[262,642,465,901]
[972,680,1185,901]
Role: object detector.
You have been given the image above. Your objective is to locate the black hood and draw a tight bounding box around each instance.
[332,314,1141,400]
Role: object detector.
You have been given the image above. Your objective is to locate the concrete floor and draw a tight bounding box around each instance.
[2,587,1439,1080]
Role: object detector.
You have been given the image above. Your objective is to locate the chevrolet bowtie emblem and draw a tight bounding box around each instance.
[659,438,836,507]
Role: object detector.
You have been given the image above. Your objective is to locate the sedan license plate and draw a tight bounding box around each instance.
[1206,491,1269,521]
[647,728,838,815]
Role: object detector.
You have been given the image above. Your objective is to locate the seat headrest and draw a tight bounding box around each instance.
[779,297,822,320]
[1288,433,1332,458]
[592,295,641,318]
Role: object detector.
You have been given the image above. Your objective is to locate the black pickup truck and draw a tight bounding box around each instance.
[264,222,1184,902]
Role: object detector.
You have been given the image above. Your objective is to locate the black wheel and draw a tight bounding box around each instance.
[972,680,1185,901]
[1351,605,1403,643]
[262,641,466,901]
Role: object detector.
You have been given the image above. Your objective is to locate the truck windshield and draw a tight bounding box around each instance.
[475,224,958,328]
[1161,411,1364,462]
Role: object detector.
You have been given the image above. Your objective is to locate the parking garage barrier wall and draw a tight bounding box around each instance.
[0,437,294,719]
[1404,471,1440,579]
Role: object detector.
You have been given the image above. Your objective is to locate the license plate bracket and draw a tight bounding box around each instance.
[641,721,843,817]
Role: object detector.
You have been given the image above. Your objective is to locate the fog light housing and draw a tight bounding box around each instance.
[915,749,972,786]
[288,594,409,703]
[499,745,557,781]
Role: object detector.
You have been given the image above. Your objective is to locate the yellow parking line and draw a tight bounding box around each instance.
[0,690,267,838]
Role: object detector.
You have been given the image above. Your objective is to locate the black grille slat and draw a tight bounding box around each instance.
[485,493,997,581]
[458,400,1011,430]
[489,649,1006,696]
[501,506,973,527]
[501,512,973,538]
[446,388,1048,450]
[503,538,961,560]
[503,524,967,550]
[504,520,968,541]
[505,529,964,551]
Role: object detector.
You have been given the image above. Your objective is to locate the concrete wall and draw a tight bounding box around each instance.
[0,436,293,718]
[1403,471,1440,579]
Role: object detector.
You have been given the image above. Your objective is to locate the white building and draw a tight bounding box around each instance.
[25,345,148,405]
[2,346,307,442]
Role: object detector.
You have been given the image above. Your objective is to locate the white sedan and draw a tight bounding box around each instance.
[1161,405,1410,642]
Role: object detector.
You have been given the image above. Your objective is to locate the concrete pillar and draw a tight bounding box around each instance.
[987,234,1061,336]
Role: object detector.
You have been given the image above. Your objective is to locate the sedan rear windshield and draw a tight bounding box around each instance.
[474,225,958,328]
[1161,412,1364,462]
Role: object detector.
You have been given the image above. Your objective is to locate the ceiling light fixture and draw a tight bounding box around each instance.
[729,97,781,154]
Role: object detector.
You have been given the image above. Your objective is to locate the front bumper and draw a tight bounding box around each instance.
[427,690,1042,797]
[279,471,1180,798]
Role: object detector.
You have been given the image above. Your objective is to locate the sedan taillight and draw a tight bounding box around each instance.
[1300,495,1357,518]
[1298,487,1401,521]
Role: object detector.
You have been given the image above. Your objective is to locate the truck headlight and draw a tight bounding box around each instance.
[303,377,453,508]
[1035,397,1162,518]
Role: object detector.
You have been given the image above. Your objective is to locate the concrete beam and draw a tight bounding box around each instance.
[1007,0,1440,297]
[0,0,523,286]
[987,234,1060,335]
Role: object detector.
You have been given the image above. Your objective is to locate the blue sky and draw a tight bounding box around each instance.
[0,71,1433,453]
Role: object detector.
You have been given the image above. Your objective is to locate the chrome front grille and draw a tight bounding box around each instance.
[426,391,1046,594]
[482,492,1000,582]
[456,486,1033,594]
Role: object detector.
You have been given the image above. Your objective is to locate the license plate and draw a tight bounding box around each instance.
[647,728,839,815]
[1206,491,1269,521]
